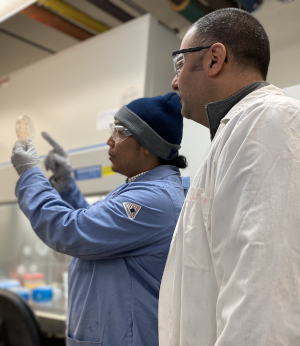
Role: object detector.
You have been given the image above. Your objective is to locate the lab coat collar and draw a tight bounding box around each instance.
[205,81,269,140]
[133,165,180,183]
[221,84,285,124]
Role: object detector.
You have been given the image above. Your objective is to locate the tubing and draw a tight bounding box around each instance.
[200,0,234,11]
[37,0,109,33]
[87,0,133,23]
[21,4,93,40]
[170,0,209,22]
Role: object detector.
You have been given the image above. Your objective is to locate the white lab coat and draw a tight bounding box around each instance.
[159,85,300,346]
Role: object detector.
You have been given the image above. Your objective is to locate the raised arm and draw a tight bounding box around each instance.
[15,167,175,260]
[42,132,89,209]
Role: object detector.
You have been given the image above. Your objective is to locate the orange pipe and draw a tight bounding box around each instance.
[21,4,93,41]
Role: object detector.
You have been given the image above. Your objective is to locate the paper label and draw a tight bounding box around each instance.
[96,108,118,130]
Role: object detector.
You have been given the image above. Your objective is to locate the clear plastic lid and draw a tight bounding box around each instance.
[0,279,21,289]
[15,115,35,142]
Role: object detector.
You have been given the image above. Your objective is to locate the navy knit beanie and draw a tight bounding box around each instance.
[114,93,183,160]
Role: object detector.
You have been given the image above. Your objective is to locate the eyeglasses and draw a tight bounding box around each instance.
[172,45,212,76]
[110,124,132,143]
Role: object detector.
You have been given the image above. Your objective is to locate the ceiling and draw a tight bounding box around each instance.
[0,0,299,79]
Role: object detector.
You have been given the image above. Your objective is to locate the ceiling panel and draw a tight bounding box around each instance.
[0,12,78,51]
[109,0,143,18]
[0,30,49,78]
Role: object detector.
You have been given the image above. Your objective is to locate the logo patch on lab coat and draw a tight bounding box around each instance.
[123,202,141,220]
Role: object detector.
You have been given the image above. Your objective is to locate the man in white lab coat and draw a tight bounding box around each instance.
[159,8,300,346]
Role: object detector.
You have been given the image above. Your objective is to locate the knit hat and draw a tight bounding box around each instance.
[114,92,183,160]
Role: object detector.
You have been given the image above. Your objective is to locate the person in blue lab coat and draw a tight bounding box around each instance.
[11,93,187,346]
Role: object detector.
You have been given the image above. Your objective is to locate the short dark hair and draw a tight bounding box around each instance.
[190,8,270,80]
[158,155,188,169]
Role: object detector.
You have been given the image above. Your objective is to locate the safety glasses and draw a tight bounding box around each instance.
[110,124,132,143]
[172,45,212,76]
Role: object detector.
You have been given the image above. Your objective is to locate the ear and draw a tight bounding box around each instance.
[208,43,227,77]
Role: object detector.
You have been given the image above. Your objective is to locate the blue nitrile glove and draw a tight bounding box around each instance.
[42,132,72,192]
[11,139,40,176]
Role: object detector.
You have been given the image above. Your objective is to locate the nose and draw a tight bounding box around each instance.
[107,136,115,148]
[171,75,179,91]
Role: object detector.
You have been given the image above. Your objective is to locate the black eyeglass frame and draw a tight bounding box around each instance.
[172,45,212,57]
[172,44,228,65]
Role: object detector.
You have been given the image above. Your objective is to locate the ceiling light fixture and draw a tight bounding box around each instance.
[0,0,36,23]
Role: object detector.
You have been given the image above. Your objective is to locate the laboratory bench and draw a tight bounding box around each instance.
[30,294,67,339]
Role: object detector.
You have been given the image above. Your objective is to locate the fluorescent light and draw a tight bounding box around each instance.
[0,0,36,23]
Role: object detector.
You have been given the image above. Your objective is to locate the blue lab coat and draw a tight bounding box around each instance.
[16,165,185,346]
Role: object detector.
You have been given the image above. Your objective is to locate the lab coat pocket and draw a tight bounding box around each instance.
[75,258,94,271]
[182,188,214,271]
[67,336,101,345]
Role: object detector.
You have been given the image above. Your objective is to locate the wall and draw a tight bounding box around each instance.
[284,84,300,101]
[254,0,300,88]
[0,13,79,78]
[144,15,181,97]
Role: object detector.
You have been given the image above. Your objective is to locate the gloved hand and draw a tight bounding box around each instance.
[42,132,72,192]
[11,139,40,176]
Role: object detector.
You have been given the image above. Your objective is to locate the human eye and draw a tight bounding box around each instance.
[117,126,126,134]
[175,53,185,69]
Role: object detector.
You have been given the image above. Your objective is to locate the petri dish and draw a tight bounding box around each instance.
[15,115,35,142]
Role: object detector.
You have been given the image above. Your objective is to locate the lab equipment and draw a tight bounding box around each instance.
[62,271,68,299]
[9,287,30,301]
[32,286,53,303]
[0,281,30,301]
[15,115,35,142]
[23,273,45,289]
[0,279,21,289]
